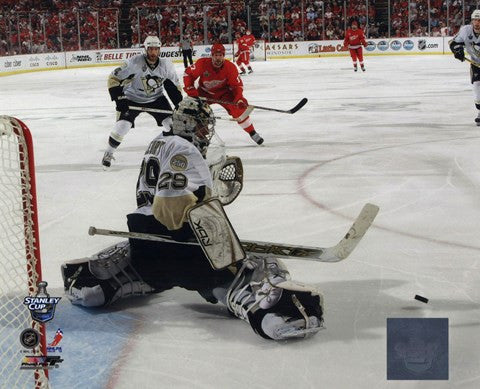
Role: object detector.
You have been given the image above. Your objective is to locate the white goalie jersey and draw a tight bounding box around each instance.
[134,133,212,229]
[110,54,180,103]
[453,25,480,62]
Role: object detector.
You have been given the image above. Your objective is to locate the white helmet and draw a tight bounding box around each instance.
[172,97,216,155]
[143,36,161,51]
[472,10,480,20]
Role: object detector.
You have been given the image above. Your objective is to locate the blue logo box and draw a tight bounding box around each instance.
[387,318,448,380]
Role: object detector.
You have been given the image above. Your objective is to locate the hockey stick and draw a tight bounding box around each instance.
[128,105,241,122]
[130,105,253,122]
[465,57,480,68]
[88,203,379,263]
[205,97,308,115]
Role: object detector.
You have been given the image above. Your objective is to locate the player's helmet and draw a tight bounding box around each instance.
[472,10,480,20]
[211,43,225,55]
[172,97,216,156]
[143,36,161,52]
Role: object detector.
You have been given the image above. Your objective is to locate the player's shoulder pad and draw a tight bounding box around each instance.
[129,54,145,65]
[164,134,198,156]
[458,24,472,36]
[159,57,174,66]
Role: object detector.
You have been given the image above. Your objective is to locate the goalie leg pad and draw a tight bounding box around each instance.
[225,256,324,340]
[61,241,154,307]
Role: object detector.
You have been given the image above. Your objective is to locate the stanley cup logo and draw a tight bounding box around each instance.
[23,281,61,323]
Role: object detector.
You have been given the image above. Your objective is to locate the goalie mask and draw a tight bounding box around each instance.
[172,97,216,156]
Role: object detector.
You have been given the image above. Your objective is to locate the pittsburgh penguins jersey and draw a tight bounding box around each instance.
[453,25,480,62]
[134,133,212,230]
[110,54,180,103]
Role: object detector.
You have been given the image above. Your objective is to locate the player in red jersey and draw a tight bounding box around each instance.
[235,30,256,74]
[343,21,367,72]
[183,42,264,145]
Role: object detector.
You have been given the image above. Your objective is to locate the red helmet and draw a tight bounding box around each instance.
[211,43,225,55]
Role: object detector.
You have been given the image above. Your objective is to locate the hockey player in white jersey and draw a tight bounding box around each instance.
[62,97,324,340]
[450,10,480,126]
[102,36,183,168]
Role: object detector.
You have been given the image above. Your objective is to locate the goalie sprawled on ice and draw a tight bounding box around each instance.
[62,97,323,340]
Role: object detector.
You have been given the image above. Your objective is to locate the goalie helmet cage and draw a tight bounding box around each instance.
[0,116,49,388]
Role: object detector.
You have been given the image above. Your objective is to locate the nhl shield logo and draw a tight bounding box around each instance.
[418,39,426,51]
[23,281,61,323]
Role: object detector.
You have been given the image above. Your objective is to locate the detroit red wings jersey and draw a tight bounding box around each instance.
[183,58,243,100]
[344,29,367,49]
[237,34,255,52]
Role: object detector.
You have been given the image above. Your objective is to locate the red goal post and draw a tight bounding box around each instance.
[0,116,49,388]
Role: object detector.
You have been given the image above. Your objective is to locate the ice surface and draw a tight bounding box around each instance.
[1,55,479,388]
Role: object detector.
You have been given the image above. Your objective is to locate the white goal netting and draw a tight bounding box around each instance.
[0,116,49,388]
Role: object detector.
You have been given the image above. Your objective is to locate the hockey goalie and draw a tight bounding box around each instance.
[61,97,323,340]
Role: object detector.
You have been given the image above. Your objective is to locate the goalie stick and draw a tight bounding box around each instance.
[88,203,378,263]
[203,97,308,115]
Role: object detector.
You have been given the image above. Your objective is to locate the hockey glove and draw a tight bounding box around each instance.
[453,48,465,62]
[115,96,129,113]
[451,42,465,62]
[235,97,248,110]
[184,85,199,98]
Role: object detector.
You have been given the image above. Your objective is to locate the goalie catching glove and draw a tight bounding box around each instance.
[210,155,244,206]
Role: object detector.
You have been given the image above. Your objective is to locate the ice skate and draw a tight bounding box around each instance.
[249,131,264,145]
[475,111,480,126]
[101,151,115,169]
[247,68,253,74]
[225,256,324,340]
[361,65,365,72]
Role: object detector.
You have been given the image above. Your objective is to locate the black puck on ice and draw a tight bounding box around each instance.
[414,295,429,303]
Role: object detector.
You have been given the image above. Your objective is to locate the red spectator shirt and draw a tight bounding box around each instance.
[343,28,367,49]
[183,58,243,101]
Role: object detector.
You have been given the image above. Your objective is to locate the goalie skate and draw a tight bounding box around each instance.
[266,314,323,339]
[224,256,324,340]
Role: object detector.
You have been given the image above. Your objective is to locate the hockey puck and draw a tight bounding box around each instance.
[414,295,428,303]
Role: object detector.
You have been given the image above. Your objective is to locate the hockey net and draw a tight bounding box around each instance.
[0,116,49,388]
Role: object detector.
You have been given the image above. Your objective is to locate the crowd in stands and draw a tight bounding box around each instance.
[128,0,247,48]
[0,0,476,56]
[0,0,121,55]
[258,0,376,41]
